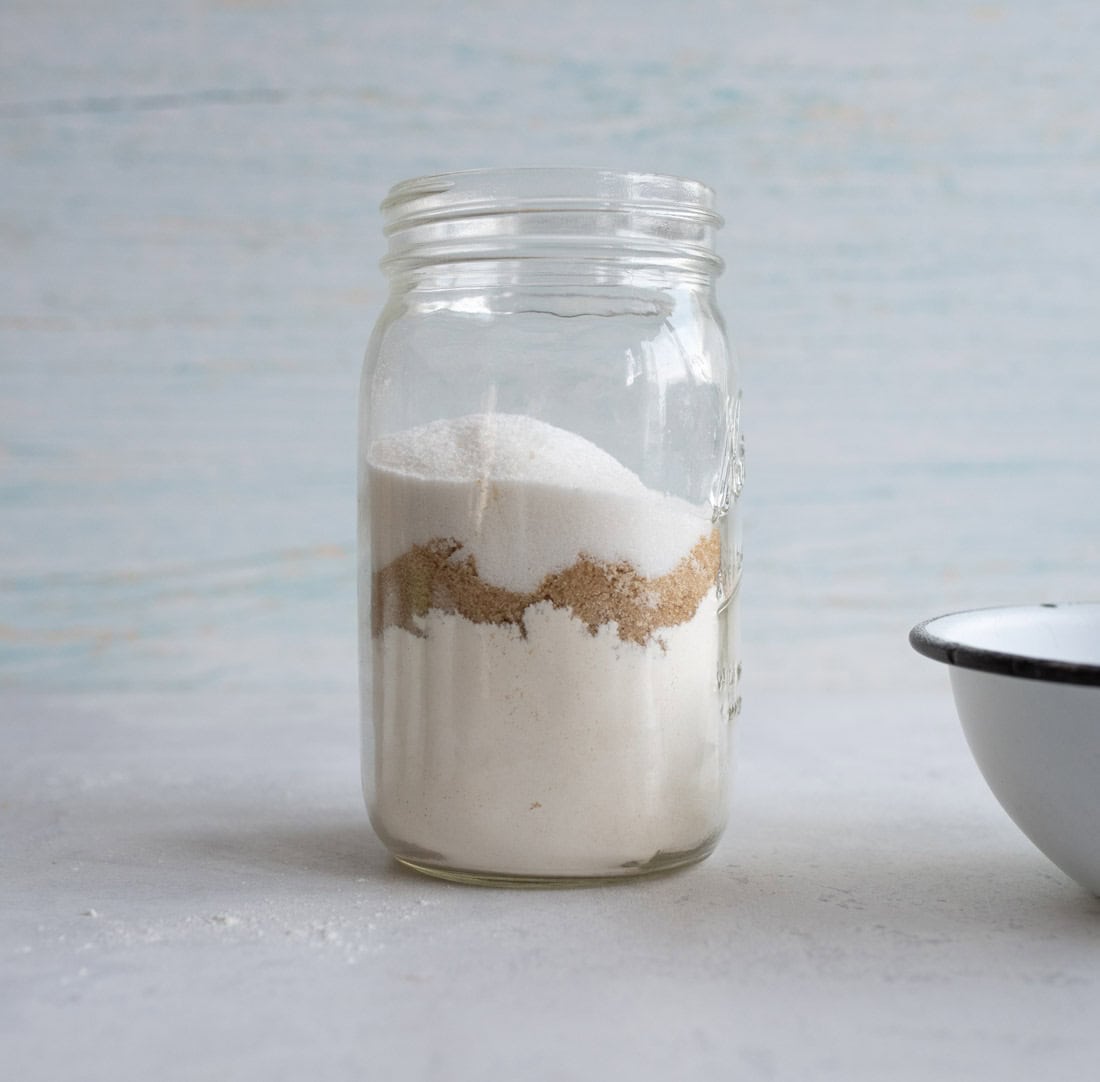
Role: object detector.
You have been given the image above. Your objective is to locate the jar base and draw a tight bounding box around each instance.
[391,835,720,888]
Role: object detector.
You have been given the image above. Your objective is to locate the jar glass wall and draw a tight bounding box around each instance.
[359,168,743,884]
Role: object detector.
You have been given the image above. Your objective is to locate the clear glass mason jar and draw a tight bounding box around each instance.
[359,168,743,885]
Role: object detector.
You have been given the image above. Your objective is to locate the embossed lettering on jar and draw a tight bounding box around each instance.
[358,168,743,884]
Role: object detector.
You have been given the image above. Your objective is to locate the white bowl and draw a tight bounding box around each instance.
[910,603,1100,895]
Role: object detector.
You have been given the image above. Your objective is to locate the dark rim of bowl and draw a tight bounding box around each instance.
[909,603,1100,686]
[915,598,1100,686]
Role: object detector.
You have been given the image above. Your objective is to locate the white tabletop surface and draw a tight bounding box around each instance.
[3,1,1100,1078]
[4,689,1098,1081]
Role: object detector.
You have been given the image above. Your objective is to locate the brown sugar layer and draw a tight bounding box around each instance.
[372,529,719,647]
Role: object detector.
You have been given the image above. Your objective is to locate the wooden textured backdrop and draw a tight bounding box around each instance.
[3,0,1100,692]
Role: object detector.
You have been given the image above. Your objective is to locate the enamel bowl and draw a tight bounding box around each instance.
[910,603,1100,895]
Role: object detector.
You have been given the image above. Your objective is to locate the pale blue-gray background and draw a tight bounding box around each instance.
[5,7,1100,1081]
[3,0,1100,692]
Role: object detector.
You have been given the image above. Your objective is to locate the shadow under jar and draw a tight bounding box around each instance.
[358,168,743,885]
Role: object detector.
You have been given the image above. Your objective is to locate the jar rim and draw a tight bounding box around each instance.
[381,167,722,229]
[380,167,723,279]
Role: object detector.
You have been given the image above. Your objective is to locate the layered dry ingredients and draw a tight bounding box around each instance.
[365,413,728,878]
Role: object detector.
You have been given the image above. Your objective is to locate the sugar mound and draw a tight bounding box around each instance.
[368,413,708,592]
[370,413,652,492]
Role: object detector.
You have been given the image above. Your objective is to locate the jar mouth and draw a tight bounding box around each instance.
[383,167,722,226]
[380,167,723,279]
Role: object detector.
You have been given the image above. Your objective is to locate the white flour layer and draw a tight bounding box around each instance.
[368,592,728,877]
[368,413,710,593]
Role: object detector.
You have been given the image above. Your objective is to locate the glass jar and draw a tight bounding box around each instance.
[359,168,743,885]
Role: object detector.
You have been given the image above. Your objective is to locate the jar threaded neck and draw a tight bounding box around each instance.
[380,167,723,281]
